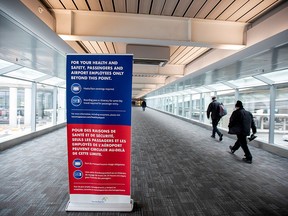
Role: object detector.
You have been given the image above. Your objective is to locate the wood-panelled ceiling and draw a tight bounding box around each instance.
[39,0,283,98]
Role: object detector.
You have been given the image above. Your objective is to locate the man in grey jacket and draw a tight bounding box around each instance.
[207,96,223,141]
[228,100,257,164]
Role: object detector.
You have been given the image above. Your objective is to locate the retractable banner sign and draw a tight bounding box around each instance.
[66,54,133,211]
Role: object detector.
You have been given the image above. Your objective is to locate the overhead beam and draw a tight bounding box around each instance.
[20,0,56,31]
[133,64,184,76]
[132,83,158,89]
[184,4,288,76]
[132,76,166,84]
[53,10,247,50]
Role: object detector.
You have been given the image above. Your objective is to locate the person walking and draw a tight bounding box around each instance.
[141,100,147,111]
[207,96,223,141]
[228,100,257,164]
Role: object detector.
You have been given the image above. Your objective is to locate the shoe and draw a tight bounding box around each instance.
[211,135,215,138]
[248,134,257,142]
[242,158,252,164]
[219,134,223,141]
[229,146,235,154]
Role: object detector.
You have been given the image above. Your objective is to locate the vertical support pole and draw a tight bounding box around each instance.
[189,94,192,119]
[24,87,32,127]
[52,87,57,125]
[204,92,211,124]
[182,95,185,117]
[171,97,173,113]
[269,85,276,144]
[199,93,203,122]
[175,96,178,115]
[9,87,18,127]
[235,89,239,101]
[31,82,37,132]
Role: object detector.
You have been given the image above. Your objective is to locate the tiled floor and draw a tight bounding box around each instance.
[0,107,288,216]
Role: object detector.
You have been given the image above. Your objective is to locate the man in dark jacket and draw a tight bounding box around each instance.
[228,100,257,164]
[207,96,223,141]
[141,100,147,111]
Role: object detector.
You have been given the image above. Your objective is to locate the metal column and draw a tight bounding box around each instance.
[269,85,276,144]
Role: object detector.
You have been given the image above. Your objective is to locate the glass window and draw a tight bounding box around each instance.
[57,87,66,124]
[216,91,236,130]
[41,77,65,86]
[178,95,183,116]
[184,79,192,90]
[194,86,210,93]
[0,88,9,126]
[238,86,270,144]
[241,50,273,77]
[178,82,183,91]
[17,88,25,124]
[0,57,67,144]
[184,95,191,118]
[5,67,47,81]
[166,97,173,113]
[275,83,288,149]
[36,84,54,130]
[191,94,200,121]
[207,83,232,91]
[0,80,32,142]
[262,69,288,84]
[228,77,266,88]
[275,43,288,70]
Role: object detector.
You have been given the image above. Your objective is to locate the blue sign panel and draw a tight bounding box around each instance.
[66,54,133,126]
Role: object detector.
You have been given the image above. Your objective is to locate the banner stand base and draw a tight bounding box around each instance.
[65,199,134,212]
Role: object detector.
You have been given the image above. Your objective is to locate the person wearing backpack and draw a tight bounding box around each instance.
[207,96,223,141]
[228,100,257,164]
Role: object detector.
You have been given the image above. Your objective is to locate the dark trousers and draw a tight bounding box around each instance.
[231,134,252,160]
[212,118,221,137]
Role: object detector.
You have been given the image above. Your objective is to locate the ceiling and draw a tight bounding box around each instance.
[1,0,286,98]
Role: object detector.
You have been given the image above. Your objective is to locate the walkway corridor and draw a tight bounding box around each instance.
[0,107,288,215]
